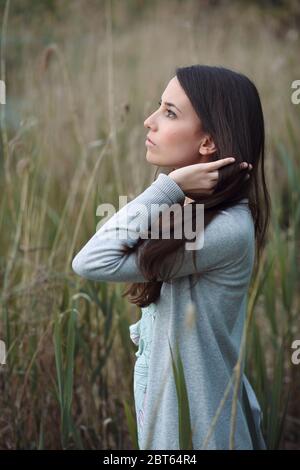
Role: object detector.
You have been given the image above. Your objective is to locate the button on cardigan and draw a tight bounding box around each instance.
[72,172,266,450]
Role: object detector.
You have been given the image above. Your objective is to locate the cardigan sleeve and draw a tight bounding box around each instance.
[71,173,252,283]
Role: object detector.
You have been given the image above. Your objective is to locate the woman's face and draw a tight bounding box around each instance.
[144,75,216,169]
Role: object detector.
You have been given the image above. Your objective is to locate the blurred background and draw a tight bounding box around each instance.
[0,0,299,450]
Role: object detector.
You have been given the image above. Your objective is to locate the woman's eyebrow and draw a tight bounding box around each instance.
[159,97,182,113]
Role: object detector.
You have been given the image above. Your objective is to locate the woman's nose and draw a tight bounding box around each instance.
[144,113,153,127]
[144,116,156,129]
[144,107,158,128]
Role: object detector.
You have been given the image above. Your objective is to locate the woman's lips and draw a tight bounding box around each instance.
[145,138,156,147]
[146,135,156,145]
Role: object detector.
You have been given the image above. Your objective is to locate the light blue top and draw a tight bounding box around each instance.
[72,172,267,450]
[129,302,157,366]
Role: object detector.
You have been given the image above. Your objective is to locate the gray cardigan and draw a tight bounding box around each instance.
[72,173,266,450]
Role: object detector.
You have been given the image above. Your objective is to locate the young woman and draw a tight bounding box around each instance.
[72,65,270,450]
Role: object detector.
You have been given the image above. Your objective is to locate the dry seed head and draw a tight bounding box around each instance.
[39,44,58,75]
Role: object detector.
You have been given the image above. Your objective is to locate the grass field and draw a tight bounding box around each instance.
[0,0,299,449]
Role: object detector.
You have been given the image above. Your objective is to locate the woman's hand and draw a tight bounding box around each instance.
[168,157,252,198]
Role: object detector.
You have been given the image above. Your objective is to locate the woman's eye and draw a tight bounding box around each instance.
[157,100,176,118]
[166,109,176,118]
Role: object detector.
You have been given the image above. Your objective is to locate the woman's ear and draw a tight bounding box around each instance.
[198,134,217,159]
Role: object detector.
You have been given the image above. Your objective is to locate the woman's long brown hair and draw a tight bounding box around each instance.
[120,65,271,308]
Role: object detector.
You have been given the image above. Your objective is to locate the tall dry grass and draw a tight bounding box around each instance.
[0,0,299,449]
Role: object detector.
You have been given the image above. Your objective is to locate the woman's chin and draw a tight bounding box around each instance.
[146,153,160,165]
[146,152,173,167]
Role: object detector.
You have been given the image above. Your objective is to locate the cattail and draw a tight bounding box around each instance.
[38,44,58,76]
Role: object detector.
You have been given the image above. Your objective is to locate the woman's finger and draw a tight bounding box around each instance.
[239,162,253,170]
[209,170,219,181]
[204,157,236,171]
